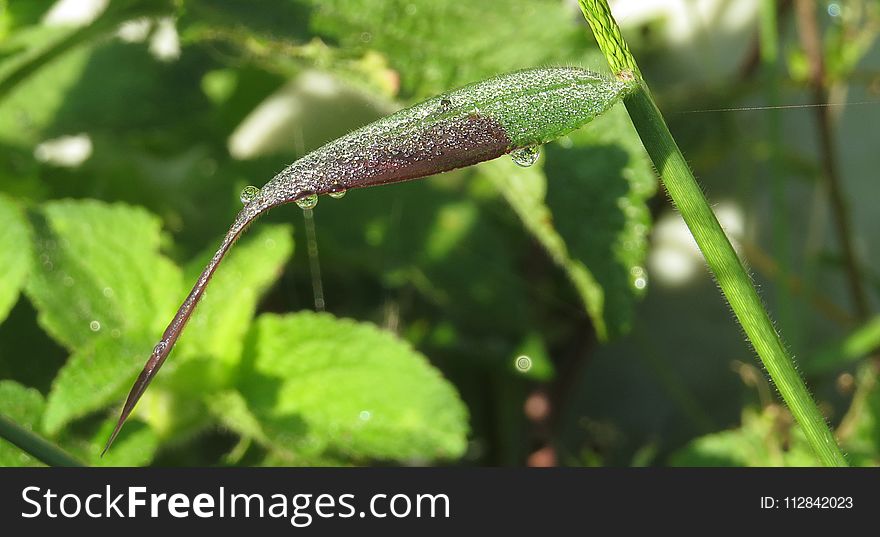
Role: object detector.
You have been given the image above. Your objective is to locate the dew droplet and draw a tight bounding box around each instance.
[296,192,318,209]
[153,341,167,355]
[631,266,648,290]
[239,185,259,204]
[511,146,541,167]
[329,182,347,199]
[515,355,532,372]
[438,97,452,113]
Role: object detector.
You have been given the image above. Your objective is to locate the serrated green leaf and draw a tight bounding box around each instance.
[308,0,587,98]
[176,224,294,364]
[26,199,182,434]
[0,194,31,324]
[26,199,181,350]
[669,407,819,467]
[486,102,656,338]
[234,312,468,463]
[42,333,153,435]
[481,157,609,338]
[544,106,657,336]
[0,380,46,467]
[543,104,656,337]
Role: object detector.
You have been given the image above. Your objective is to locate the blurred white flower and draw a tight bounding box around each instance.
[43,0,108,27]
[34,133,93,168]
[117,18,152,42]
[649,201,745,286]
[150,17,180,62]
[228,80,305,159]
[610,0,758,44]
[229,71,388,160]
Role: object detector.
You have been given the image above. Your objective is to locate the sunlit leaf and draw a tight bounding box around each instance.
[0,380,46,467]
[669,407,819,467]
[231,312,468,462]
[25,199,181,350]
[0,194,31,324]
[176,224,295,364]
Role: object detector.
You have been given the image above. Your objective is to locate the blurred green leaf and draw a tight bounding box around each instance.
[669,407,819,467]
[0,380,46,467]
[543,104,656,337]
[480,157,610,338]
[308,0,587,98]
[806,316,880,374]
[316,179,531,335]
[26,199,181,350]
[61,418,159,467]
[25,200,181,433]
[0,27,92,146]
[0,194,31,323]
[510,332,554,381]
[480,103,656,338]
[176,224,295,364]
[42,333,153,435]
[230,312,468,462]
[0,0,175,105]
[837,369,880,466]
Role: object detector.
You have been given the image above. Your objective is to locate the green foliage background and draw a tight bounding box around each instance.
[0,0,878,466]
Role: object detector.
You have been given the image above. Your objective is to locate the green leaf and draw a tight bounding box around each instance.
[176,224,294,364]
[669,407,819,467]
[510,332,555,381]
[26,199,182,433]
[79,419,159,467]
[308,0,588,98]
[0,26,93,146]
[0,194,31,324]
[543,103,656,337]
[837,370,880,466]
[477,101,655,339]
[232,312,468,462]
[26,199,181,350]
[480,157,609,339]
[42,333,153,435]
[805,316,880,374]
[316,179,531,335]
[0,380,46,467]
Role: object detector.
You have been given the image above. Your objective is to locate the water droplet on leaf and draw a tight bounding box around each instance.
[239,185,259,204]
[296,192,318,209]
[329,182,347,199]
[439,97,452,113]
[511,146,540,167]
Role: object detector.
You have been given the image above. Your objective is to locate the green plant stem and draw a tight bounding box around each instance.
[577,0,848,466]
[0,414,85,467]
